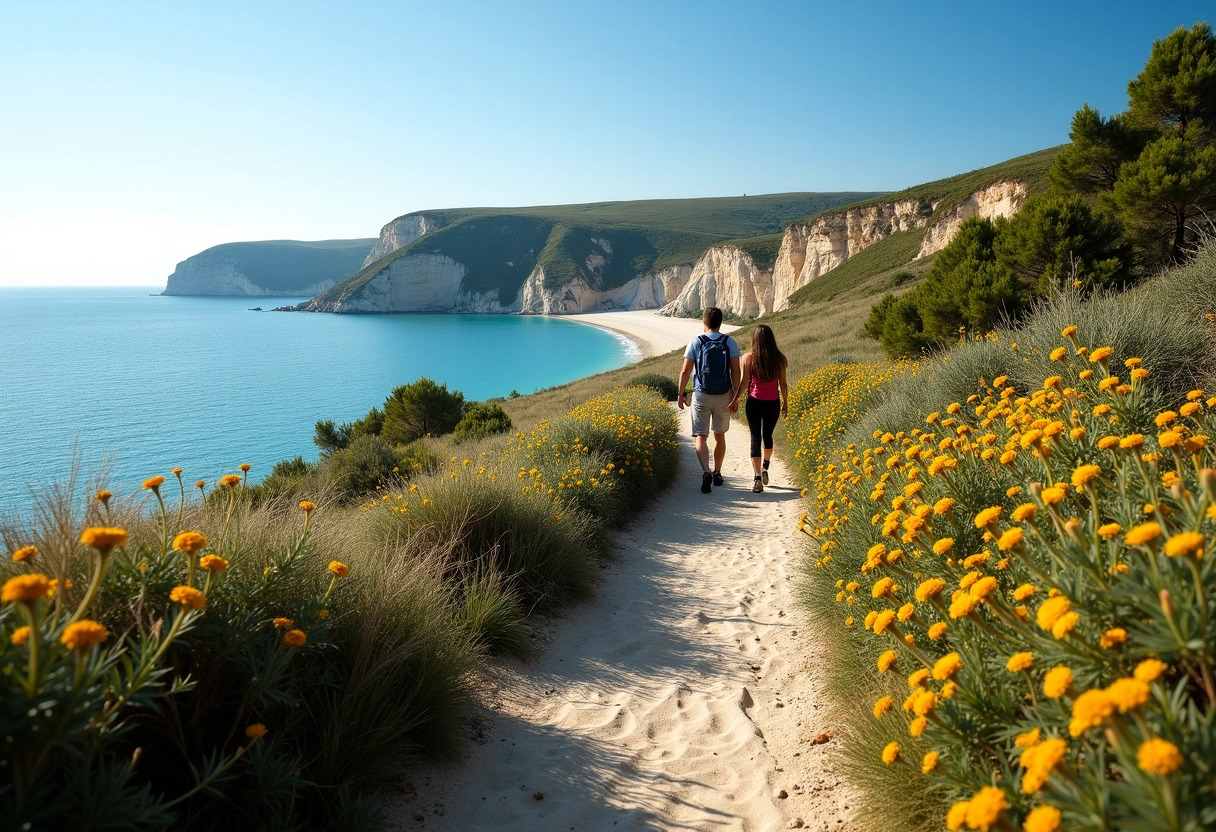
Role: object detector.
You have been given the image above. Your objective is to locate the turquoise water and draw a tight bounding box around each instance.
[0,287,634,513]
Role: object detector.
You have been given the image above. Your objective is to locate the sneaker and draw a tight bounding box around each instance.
[701,471,713,494]
[752,476,764,493]
[712,471,724,487]
[762,469,769,485]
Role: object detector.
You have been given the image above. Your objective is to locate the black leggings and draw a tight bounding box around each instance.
[746,397,781,458]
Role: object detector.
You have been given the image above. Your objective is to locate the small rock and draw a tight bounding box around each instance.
[775,789,789,799]
[533,792,545,801]
[811,733,831,745]
[787,819,805,829]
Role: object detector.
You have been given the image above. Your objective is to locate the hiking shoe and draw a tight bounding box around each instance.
[761,469,769,485]
[701,472,713,494]
[752,476,764,493]
[712,471,724,487]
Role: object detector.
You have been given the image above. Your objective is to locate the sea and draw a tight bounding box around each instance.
[0,287,638,515]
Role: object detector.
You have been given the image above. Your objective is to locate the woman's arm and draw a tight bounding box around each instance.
[731,353,751,413]
[779,364,790,417]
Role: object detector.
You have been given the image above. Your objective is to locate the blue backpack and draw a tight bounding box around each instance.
[694,334,733,394]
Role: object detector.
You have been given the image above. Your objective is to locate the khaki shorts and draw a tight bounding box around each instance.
[691,391,733,436]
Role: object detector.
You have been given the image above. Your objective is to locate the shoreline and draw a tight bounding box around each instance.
[561,310,742,361]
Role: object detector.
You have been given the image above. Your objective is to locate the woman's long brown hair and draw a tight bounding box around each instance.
[749,324,787,382]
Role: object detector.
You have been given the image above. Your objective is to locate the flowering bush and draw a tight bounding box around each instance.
[793,328,1216,830]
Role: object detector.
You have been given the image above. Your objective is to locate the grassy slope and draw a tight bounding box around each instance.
[171,239,377,293]
[311,192,883,305]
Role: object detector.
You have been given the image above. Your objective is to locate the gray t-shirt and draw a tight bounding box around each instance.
[685,332,741,392]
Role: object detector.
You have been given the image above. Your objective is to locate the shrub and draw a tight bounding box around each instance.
[626,372,679,401]
[454,402,513,442]
[324,434,403,500]
[790,322,1216,828]
[381,378,466,444]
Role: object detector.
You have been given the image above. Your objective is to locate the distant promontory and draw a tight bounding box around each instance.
[163,239,376,296]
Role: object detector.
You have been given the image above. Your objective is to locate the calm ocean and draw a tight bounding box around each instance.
[0,287,636,514]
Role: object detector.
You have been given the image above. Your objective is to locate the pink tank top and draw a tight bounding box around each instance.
[749,373,780,400]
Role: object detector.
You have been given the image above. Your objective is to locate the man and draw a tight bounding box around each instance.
[677,307,742,493]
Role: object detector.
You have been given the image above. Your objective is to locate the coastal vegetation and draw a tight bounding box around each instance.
[162,238,376,295]
[0,387,678,830]
[786,233,1216,830]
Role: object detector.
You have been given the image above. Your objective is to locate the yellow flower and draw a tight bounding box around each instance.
[871,577,894,598]
[933,498,955,515]
[299,500,316,512]
[1096,434,1118,448]
[1125,522,1162,547]
[1051,611,1079,639]
[1119,434,1145,450]
[284,629,307,647]
[1011,503,1037,522]
[1035,596,1071,630]
[60,620,108,651]
[1136,738,1183,776]
[1013,583,1037,601]
[964,785,1008,831]
[1015,728,1041,748]
[1049,348,1067,362]
[245,723,268,740]
[1135,658,1168,682]
[328,561,350,578]
[195,480,206,489]
[897,602,915,622]
[921,751,939,774]
[1106,677,1150,713]
[877,649,897,672]
[1061,326,1077,338]
[912,689,938,717]
[239,463,252,472]
[1006,652,1034,672]
[1089,346,1113,363]
[11,546,37,563]
[949,594,978,619]
[169,585,206,610]
[881,741,899,764]
[1040,485,1068,505]
[1163,532,1204,558]
[220,474,242,489]
[872,610,895,634]
[2,573,51,603]
[1100,628,1127,649]
[928,622,947,640]
[1020,738,1067,793]
[199,554,228,573]
[932,652,962,681]
[998,527,1024,551]
[970,576,998,599]
[1068,689,1113,736]
[932,538,954,555]
[95,490,113,502]
[11,626,30,645]
[947,802,970,831]
[1043,666,1073,698]
[1024,805,1061,832]
[1070,464,1101,488]
[974,506,1002,528]
[1098,522,1122,540]
[915,578,945,602]
[273,617,294,630]
[142,475,166,490]
[79,527,128,554]
[873,696,893,718]
[908,668,930,689]
[172,531,208,555]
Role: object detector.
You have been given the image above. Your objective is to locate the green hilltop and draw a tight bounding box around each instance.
[308,192,883,307]
[164,238,376,295]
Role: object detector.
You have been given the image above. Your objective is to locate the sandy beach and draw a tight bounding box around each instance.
[388,406,854,832]
[563,310,742,360]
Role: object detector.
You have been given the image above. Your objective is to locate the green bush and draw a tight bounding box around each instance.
[324,435,403,500]
[626,372,679,401]
[454,402,513,442]
[382,378,466,444]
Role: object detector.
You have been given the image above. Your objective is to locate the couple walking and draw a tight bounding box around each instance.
[676,307,789,494]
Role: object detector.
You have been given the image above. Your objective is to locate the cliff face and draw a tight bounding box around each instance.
[658,181,1029,317]
[360,215,437,268]
[517,265,691,314]
[917,181,1028,257]
[303,253,515,313]
[165,259,339,297]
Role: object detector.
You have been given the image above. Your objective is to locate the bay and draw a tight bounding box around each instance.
[0,287,635,514]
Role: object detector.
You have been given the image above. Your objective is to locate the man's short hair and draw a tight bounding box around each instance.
[703,307,723,330]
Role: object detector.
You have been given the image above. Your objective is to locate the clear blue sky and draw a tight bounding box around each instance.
[0,0,1209,285]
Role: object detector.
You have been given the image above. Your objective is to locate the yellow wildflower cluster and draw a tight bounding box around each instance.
[791,328,1214,828]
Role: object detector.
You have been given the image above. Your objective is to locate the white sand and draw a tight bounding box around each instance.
[388,407,855,831]
[563,310,742,360]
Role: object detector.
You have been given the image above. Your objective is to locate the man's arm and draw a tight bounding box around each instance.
[677,357,695,410]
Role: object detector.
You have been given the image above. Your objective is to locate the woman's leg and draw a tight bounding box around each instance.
[760,399,779,475]
[745,398,764,475]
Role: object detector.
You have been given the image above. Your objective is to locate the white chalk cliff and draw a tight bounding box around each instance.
[164,259,337,297]
[361,215,437,267]
[917,181,1029,257]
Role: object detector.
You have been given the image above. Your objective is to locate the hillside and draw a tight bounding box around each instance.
[299,193,882,314]
[163,239,376,296]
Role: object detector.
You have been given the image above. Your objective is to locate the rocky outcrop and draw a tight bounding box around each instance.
[303,253,516,313]
[361,215,437,267]
[517,264,691,314]
[770,199,933,311]
[659,247,771,317]
[917,180,1028,257]
[164,259,337,297]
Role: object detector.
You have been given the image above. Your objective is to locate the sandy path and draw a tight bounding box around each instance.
[563,310,741,359]
[388,408,854,831]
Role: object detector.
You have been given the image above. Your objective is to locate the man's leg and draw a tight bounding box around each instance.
[712,431,727,472]
[695,434,711,472]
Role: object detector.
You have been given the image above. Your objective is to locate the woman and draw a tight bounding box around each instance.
[732,325,789,493]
